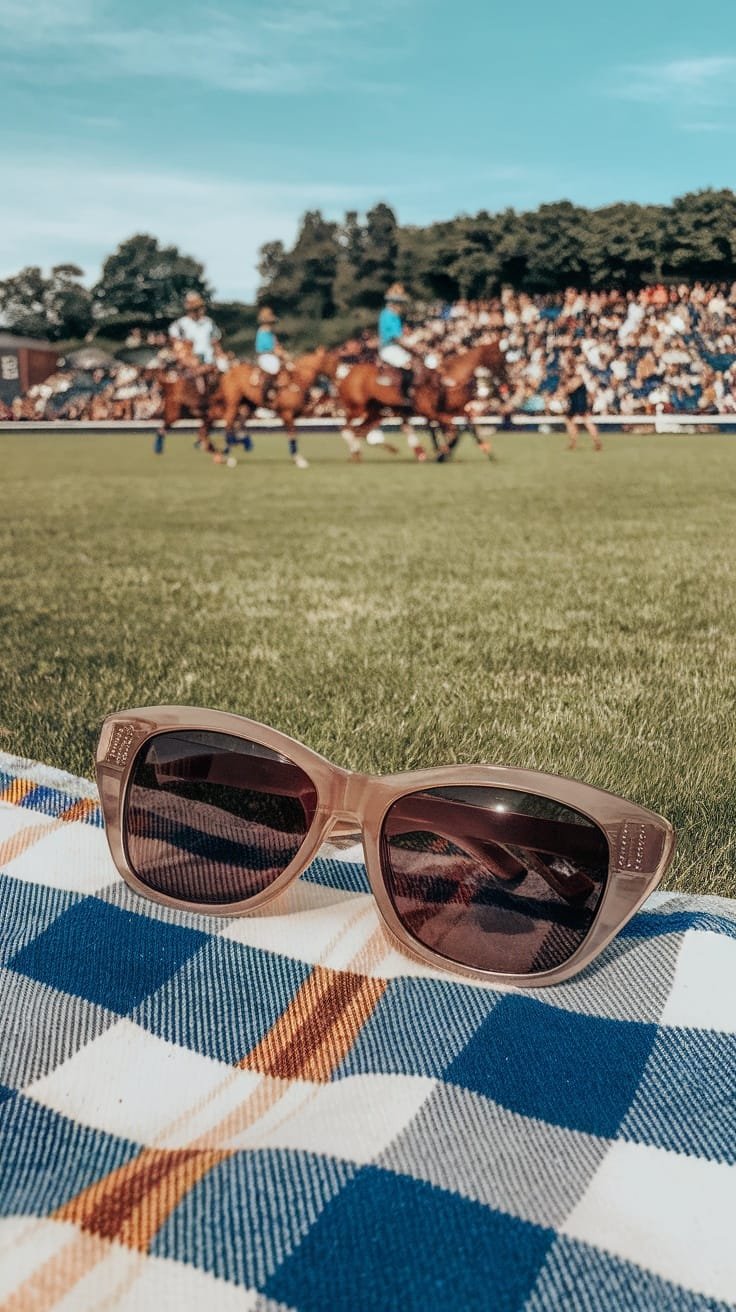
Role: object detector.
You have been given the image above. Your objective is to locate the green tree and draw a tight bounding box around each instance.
[93,234,211,327]
[290,210,339,318]
[525,202,590,291]
[355,202,399,308]
[663,190,736,281]
[489,209,531,290]
[258,214,339,320]
[446,212,498,298]
[255,188,736,340]
[50,264,95,339]
[585,204,666,287]
[398,220,463,301]
[257,239,298,316]
[0,264,93,341]
[333,211,364,313]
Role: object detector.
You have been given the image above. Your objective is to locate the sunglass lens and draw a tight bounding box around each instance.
[381,786,609,974]
[125,730,318,904]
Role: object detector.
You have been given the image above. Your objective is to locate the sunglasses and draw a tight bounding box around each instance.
[96,707,675,987]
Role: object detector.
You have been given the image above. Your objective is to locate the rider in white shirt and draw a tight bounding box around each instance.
[169,292,226,369]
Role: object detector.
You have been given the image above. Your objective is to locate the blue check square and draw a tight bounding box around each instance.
[0,1096,138,1218]
[266,1166,554,1312]
[621,1027,736,1163]
[445,995,657,1137]
[8,897,208,1014]
[0,873,80,968]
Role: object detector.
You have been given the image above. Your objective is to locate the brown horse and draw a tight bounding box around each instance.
[435,340,509,457]
[153,368,229,460]
[221,345,337,467]
[333,339,508,461]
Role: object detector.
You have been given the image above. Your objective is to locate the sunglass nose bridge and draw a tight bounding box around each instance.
[324,768,374,845]
[324,815,364,849]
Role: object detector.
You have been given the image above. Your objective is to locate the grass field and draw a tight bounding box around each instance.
[1,428,734,897]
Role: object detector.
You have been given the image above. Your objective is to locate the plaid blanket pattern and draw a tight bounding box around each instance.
[0,751,734,1312]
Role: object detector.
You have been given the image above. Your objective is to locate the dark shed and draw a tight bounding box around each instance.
[0,333,59,404]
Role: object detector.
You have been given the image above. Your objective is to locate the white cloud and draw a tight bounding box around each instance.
[612,54,736,105]
[0,0,402,94]
[0,0,98,34]
[681,120,736,134]
[0,157,383,299]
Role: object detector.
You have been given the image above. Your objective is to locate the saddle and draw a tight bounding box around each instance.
[376,360,440,404]
[249,366,286,408]
[375,364,405,390]
[179,364,220,397]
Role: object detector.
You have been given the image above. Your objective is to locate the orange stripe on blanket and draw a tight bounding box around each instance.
[1,1229,113,1312]
[240,963,387,1083]
[59,797,97,824]
[0,821,57,866]
[54,1145,227,1253]
[0,778,36,806]
[0,796,99,867]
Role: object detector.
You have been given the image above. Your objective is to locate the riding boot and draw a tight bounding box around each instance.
[401,368,413,404]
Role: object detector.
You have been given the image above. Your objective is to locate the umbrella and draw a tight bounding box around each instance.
[114,346,161,368]
[67,347,116,370]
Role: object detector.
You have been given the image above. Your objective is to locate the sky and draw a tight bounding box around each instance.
[2,0,736,300]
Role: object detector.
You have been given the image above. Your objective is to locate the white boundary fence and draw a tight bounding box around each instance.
[1,414,736,434]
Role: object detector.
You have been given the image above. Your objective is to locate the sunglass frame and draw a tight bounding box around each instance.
[96,705,675,987]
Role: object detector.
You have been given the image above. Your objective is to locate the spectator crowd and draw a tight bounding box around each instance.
[408,282,736,417]
[4,282,736,422]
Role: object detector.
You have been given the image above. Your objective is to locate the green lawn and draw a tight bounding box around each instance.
[1,428,734,897]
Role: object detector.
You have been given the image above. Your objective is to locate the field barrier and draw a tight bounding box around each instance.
[2,414,736,434]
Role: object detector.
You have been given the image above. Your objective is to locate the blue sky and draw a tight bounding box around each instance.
[2,0,735,299]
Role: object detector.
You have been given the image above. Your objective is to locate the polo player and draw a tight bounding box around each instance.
[169,292,226,376]
[154,292,226,456]
[378,283,416,401]
[255,306,288,405]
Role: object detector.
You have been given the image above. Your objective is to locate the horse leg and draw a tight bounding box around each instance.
[472,422,494,458]
[198,418,215,454]
[402,417,427,462]
[155,387,178,454]
[431,421,451,463]
[364,400,398,455]
[222,388,243,449]
[195,410,227,464]
[285,416,308,468]
[341,419,363,462]
[433,413,460,458]
[338,402,367,462]
[230,401,254,453]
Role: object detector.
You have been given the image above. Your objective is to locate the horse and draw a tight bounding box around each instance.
[220,345,337,468]
[434,340,509,457]
[153,368,230,462]
[332,359,440,461]
[333,339,508,461]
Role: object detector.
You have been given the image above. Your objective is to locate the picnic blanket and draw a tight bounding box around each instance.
[0,750,734,1311]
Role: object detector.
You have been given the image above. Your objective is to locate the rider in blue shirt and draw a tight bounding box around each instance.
[255,324,276,353]
[378,304,404,349]
[255,306,286,404]
[378,284,414,399]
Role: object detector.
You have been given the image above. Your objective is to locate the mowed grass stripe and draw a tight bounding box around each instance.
[0,429,733,897]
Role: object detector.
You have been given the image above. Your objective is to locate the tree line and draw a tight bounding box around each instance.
[0,236,215,344]
[2,190,736,348]
[260,190,736,319]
